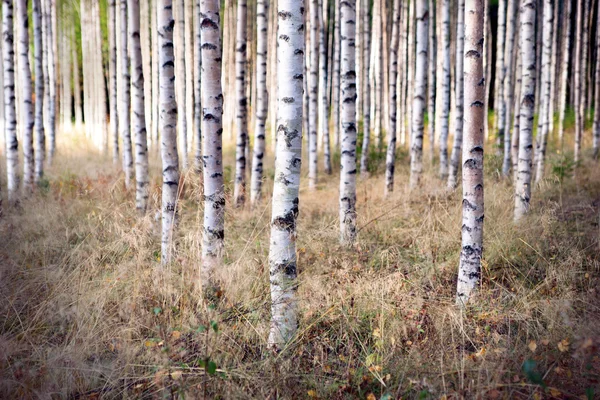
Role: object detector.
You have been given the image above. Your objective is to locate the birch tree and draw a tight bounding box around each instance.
[501,0,517,176]
[3,0,19,202]
[120,0,133,189]
[200,0,225,285]
[448,0,465,189]
[250,0,268,204]
[557,0,571,143]
[109,0,119,164]
[193,0,202,171]
[33,0,45,183]
[129,0,150,213]
[332,0,341,149]
[233,0,248,206]
[409,0,428,188]
[384,0,400,195]
[44,0,56,163]
[456,0,485,306]
[339,0,357,245]
[494,0,506,147]
[268,0,304,349]
[16,0,34,193]
[158,0,180,265]
[514,0,536,221]
[428,0,436,160]
[174,0,188,167]
[307,0,319,189]
[594,0,600,157]
[359,0,370,175]
[439,0,451,179]
[319,0,331,175]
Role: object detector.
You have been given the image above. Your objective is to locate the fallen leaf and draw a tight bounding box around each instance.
[528,341,537,352]
[170,370,183,380]
[549,388,561,397]
[366,394,376,400]
[541,339,550,346]
[558,339,570,352]
[488,389,501,399]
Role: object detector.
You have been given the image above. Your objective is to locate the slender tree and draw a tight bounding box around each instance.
[428,0,436,161]
[332,0,341,149]
[384,0,400,195]
[158,0,180,265]
[3,0,19,202]
[129,0,150,213]
[250,0,269,204]
[44,0,56,163]
[359,0,370,175]
[339,0,357,245]
[456,0,485,306]
[594,0,600,157]
[319,0,332,175]
[514,0,536,221]
[200,0,225,285]
[268,0,304,349]
[151,0,159,146]
[501,0,517,176]
[494,0,506,147]
[119,0,133,189]
[409,0,429,188]
[33,0,45,184]
[557,0,571,143]
[308,0,319,189]
[233,0,248,206]
[448,0,465,189]
[574,0,584,163]
[174,0,188,167]
[193,0,202,171]
[439,0,451,179]
[109,0,119,164]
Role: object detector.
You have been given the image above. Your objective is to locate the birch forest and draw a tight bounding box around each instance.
[2,0,600,397]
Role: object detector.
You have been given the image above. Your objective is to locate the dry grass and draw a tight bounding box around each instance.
[0,129,599,399]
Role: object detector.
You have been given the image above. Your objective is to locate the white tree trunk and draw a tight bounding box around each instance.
[308,0,319,189]
[33,0,45,184]
[44,0,56,163]
[3,0,19,202]
[151,0,159,147]
[514,0,536,221]
[120,0,133,189]
[332,0,341,149]
[173,0,187,168]
[593,0,600,157]
[557,0,571,143]
[384,0,400,195]
[109,0,119,164]
[184,0,194,159]
[140,0,152,150]
[494,0,506,147]
[129,0,150,213]
[428,0,436,161]
[339,0,357,245]
[456,0,485,306]
[200,0,225,286]
[250,0,269,205]
[534,0,553,183]
[447,0,465,189]
[268,0,304,349]
[359,0,370,176]
[438,0,451,179]
[72,32,82,129]
[158,0,180,265]
[319,0,331,175]
[233,0,248,206]
[193,0,202,171]
[409,0,429,188]
[501,0,517,176]
[16,0,34,194]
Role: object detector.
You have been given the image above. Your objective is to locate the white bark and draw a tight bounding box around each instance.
[193,0,202,171]
[174,0,188,168]
[557,0,571,143]
[438,0,451,179]
[308,0,319,189]
[3,0,19,202]
[233,0,248,206]
[456,0,485,306]
[534,0,553,183]
[332,0,341,149]
[409,0,428,189]
[250,0,269,204]
[184,0,193,160]
[384,0,400,195]
[514,0,536,221]
[109,0,119,164]
[494,0,506,148]
[129,0,150,213]
[268,0,303,348]
[428,0,436,161]
[72,32,82,129]
[319,0,331,175]
[339,0,357,245]
[140,0,152,150]
[594,0,600,157]
[158,0,180,265]
[447,0,465,189]
[33,0,45,184]
[359,0,370,176]
[44,0,56,163]
[501,0,517,176]
[151,0,159,147]
[16,0,34,194]
[120,0,133,189]
[200,0,225,286]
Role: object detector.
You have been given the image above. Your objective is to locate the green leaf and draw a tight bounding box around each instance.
[197,325,207,333]
[207,361,217,375]
[522,359,546,388]
[153,307,162,316]
[586,387,595,400]
[210,320,219,333]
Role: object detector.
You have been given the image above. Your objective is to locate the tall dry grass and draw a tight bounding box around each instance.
[0,129,599,399]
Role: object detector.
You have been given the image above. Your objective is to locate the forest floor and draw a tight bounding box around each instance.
[0,128,599,399]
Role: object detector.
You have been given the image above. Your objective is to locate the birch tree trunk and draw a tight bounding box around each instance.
[405,0,415,145]
[339,0,357,245]
[384,0,400,195]
[308,0,319,189]
[16,0,34,194]
[409,0,428,188]
[33,0,45,184]
[428,0,437,161]
[319,0,331,175]
[501,0,517,176]
[109,0,119,164]
[184,0,194,159]
[173,0,187,167]
[45,0,56,163]
[594,0,600,157]
[494,0,506,147]
[268,0,304,349]
[456,0,485,306]
[359,0,370,175]
[129,0,150,213]
[574,0,584,163]
[151,0,159,147]
[514,0,536,221]
[250,0,268,204]
[200,0,225,286]
[534,0,553,183]
[140,0,152,150]
[557,0,571,143]
[158,0,180,265]
[120,0,133,189]
[193,0,202,171]
[511,47,522,183]
[72,32,82,129]
[439,0,451,179]
[332,0,341,149]
[3,0,19,202]
[447,0,465,189]
[233,0,248,206]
